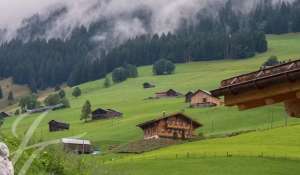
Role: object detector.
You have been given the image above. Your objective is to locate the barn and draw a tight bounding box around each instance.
[155,89,182,98]
[61,138,92,154]
[48,120,70,132]
[137,113,202,140]
[92,108,123,120]
[190,90,222,108]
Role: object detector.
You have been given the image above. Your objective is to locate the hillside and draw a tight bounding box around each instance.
[1,33,300,174]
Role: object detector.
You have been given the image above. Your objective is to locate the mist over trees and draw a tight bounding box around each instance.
[0,0,299,89]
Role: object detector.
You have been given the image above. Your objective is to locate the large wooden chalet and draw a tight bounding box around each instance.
[48,120,70,132]
[155,89,182,98]
[190,90,222,108]
[137,113,202,140]
[92,108,123,120]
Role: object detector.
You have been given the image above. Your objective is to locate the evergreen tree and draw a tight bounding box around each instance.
[125,64,138,78]
[0,86,3,99]
[58,89,66,99]
[112,67,128,83]
[7,91,14,101]
[103,76,111,88]
[153,59,175,75]
[44,94,61,106]
[80,100,91,122]
[72,87,82,98]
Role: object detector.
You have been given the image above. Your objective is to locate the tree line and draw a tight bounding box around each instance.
[0,0,299,90]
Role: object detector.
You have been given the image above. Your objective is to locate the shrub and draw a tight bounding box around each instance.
[103,76,111,88]
[44,94,61,106]
[153,59,175,75]
[125,64,138,78]
[263,56,280,67]
[112,67,128,83]
[72,87,82,98]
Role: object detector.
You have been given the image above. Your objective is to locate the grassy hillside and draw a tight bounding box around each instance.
[1,33,300,175]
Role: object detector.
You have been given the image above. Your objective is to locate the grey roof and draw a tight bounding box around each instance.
[61,138,91,145]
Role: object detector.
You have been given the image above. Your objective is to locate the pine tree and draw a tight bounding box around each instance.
[104,76,111,88]
[80,100,91,122]
[72,87,82,98]
[0,86,3,99]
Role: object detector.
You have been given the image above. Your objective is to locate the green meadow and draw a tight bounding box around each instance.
[2,33,300,174]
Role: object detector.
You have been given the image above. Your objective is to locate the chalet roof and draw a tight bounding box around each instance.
[211,59,300,97]
[192,89,220,99]
[185,91,194,96]
[61,138,91,145]
[156,89,181,95]
[137,112,202,129]
[48,120,69,125]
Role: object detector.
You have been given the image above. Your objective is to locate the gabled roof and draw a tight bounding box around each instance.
[48,120,69,125]
[185,91,194,96]
[192,89,220,99]
[137,112,202,129]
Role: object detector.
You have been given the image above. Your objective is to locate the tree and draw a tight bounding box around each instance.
[263,56,280,67]
[153,59,176,75]
[81,100,91,122]
[58,89,66,99]
[61,98,70,108]
[7,91,14,101]
[125,64,138,78]
[19,94,40,110]
[72,87,82,98]
[112,67,128,83]
[0,86,3,99]
[15,109,20,116]
[103,76,111,88]
[44,94,61,106]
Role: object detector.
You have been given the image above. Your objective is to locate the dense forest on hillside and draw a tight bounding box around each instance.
[0,0,299,90]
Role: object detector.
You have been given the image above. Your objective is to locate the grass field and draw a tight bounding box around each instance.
[1,33,300,175]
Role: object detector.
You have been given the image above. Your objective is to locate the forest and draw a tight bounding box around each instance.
[0,0,299,90]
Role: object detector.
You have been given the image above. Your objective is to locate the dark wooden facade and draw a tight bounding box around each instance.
[211,59,300,117]
[48,120,70,132]
[185,91,194,103]
[155,89,182,98]
[137,113,202,140]
[92,108,123,120]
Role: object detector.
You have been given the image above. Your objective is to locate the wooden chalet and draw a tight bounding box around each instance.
[0,112,10,118]
[137,113,202,140]
[61,138,92,154]
[143,82,155,89]
[155,89,182,98]
[48,120,70,132]
[211,59,300,117]
[185,91,194,103]
[190,90,222,108]
[92,108,123,120]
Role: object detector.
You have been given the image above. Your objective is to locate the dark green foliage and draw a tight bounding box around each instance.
[112,67,128,83]
[0,86,3,99]
[61,98,70,108]
[125,64,138,78]
[81,100,91,122]
[7,91,14,101]
[263,56,280,67]
[153,59,175,75]
[19,94,40,110]
[44,94,61,106]
[58,89,66,99]
[72,87,81,98]
[15,109,20,116]
[103,76,111,88]
[54,86,61,91]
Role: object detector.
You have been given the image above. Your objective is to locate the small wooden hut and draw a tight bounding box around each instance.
[92,108,123,120]
[143,82,155,89]
[137,113,202,140]
[61,138,92,154]
[155,89,182,98]
[48,120,70,132]
[190,90,222,108]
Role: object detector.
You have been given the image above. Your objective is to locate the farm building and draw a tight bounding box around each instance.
[143,82,155,89]
[190,90,222,108]
[0,112,10,118]
[48,120,70,132]
[211,59,300,117]
[61,138,92,154]
[185,91,194,103]
[137,113,202,140]
[92,108,123,120]
[155,89,182,98]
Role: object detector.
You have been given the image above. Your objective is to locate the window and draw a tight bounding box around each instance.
[203,98,207,103]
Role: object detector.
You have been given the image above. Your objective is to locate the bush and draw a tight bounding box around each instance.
[61,98,70,108]
[263,56,280,67]
[103,76,111,88]
[112,67,128,83]
[125,64,138,78]
[153,59,175,75]
[19,94,40,110]
[58,89,66,99]
[72,87,82,98]
[44,94,61,106]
